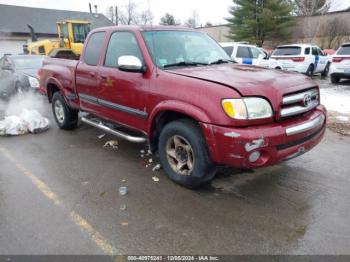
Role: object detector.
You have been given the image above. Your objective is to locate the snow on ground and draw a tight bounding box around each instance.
[320,85,350,114]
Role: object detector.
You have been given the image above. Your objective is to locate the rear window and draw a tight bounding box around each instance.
[273,47,301,56]
[222,46,234,56]
[338,45,350,55]
[84,31,105,66]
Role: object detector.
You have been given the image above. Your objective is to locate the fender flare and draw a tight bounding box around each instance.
[147,100,211,136]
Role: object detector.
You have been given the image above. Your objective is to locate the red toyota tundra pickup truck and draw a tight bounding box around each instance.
[40,26,327,188]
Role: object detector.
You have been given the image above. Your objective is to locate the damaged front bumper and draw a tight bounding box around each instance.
[200,105,327,169]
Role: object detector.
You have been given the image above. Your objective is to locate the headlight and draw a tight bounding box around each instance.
[222,98,273,120]
[28,76,39,88]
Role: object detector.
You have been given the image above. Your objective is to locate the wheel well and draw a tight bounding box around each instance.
[47,83,59,103]
[150,111,197,152]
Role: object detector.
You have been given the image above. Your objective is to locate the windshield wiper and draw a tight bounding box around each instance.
[163,61,208,68]
[209,59,235,65]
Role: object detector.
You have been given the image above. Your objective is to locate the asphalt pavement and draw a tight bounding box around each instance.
[0,78,350,255]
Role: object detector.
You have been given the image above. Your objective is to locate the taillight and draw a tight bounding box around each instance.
[292,57,305,62]
[333,57,343,63]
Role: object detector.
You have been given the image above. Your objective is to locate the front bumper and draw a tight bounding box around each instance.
[200,106,327,169]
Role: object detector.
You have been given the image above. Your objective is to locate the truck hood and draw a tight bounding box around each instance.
[165,64,317,99]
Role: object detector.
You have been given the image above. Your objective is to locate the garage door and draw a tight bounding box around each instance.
[0,40,27,57]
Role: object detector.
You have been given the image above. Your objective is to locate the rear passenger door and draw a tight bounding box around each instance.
[312,47,326,73]
[317,48,328,72]
[235,46,253,65]
[97,31,149,131]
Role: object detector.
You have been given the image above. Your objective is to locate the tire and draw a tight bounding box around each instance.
[305,64,314,76]
[331,76,340,84]
[158,119,215,189]
[52,92,78,130]
[15,82,25,94]
[321,63,330,77]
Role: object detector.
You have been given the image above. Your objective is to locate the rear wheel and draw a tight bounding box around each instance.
[306,64,314,76]
[331,76,340,84]
[158,119,215,189]
[52,92,78,130]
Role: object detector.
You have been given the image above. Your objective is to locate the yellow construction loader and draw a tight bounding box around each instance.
[26,20,91,56]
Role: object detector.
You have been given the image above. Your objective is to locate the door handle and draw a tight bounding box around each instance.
[100,75,108,80]
[89,72,96,77]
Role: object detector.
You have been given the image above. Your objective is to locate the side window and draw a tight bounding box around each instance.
[236,46,251,58]
[38,46,45,55]
[304,48,310,55]
[312,47,318,56]
[84,31,105,66]
[104,31,143,68]
[250,47,263,59]
[222,46,234,56]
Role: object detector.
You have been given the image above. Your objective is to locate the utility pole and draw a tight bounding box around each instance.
[115,6,119,25]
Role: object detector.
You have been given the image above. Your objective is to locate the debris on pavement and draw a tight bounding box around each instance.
[98,134,106,139]
[327,111,350,136]
[119,186,128,196]
[121,221,129,226]
[148,158,153,164]
[152,176,160,182]
[152,164,162,172]
[104,140,119,149]
[0,109,50,136]
[120,204,127,211]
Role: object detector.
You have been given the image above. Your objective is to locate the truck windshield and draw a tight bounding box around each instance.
[272,47,301,56]
[142,31,231,68]
[73,24,90,43]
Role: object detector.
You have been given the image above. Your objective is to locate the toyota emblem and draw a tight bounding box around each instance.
[303,94,312,107]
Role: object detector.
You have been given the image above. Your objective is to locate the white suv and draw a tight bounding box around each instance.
[271,44,330,76]
[220,42,283,69]
[329,43,350,83]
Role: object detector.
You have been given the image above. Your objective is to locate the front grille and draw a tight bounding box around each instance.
[280,88,319,119]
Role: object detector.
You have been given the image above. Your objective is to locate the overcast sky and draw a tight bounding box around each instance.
[0,0,349,25]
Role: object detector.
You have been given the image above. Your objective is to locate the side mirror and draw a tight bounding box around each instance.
[258,54,265,60]
[118,56,146,73]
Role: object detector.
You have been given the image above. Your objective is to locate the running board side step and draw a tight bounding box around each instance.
[81,117,147,143]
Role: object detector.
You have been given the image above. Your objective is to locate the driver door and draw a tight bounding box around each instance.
[97,31,149,131]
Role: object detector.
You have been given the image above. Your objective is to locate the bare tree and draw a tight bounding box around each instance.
[321,18,349,49]
[118,0,153,25]
[290,0,331,16]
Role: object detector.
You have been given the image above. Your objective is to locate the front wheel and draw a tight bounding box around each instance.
[52,92,78,130]
[158,119,215,189]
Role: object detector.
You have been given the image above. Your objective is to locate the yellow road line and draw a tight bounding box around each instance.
[0,146,117,255]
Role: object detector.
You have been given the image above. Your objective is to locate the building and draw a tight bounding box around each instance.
[197,25,231,43]
[0,4,114,56]
[198,10,350,49]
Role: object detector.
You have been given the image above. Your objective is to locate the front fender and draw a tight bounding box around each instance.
[147,100,211,135]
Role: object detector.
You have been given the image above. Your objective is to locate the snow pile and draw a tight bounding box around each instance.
[0,109,49,136]
[320,88,350,114]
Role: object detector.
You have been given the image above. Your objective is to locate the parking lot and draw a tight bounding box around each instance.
[0,78,350,255]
